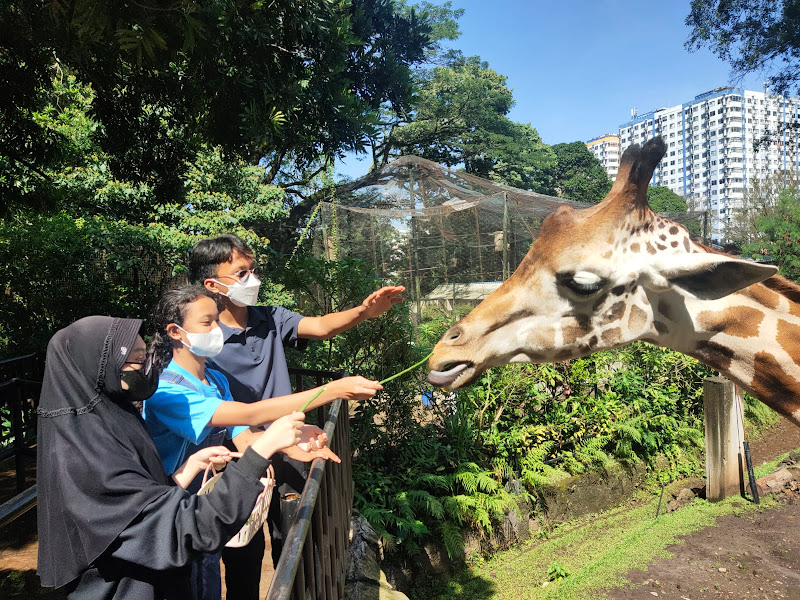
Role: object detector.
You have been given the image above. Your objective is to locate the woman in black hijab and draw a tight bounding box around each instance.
[36,316,304,598]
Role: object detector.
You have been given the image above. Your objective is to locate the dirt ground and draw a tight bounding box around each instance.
[604,419,800,600]
[3,418,800,599]
[605,496,800,600]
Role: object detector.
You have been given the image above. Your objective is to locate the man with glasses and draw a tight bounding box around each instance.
[188,233,403,599]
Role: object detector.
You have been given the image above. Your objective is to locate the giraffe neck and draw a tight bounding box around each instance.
[662,278,800,427]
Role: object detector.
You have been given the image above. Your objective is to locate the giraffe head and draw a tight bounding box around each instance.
[428,137,778,389]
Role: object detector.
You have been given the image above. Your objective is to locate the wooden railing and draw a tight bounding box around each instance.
[266,369,352,600]
[0,353,43,527]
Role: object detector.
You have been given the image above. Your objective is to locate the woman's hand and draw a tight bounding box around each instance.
[172,446,242,489]
[279,424,341,462]
[252,412,305,459]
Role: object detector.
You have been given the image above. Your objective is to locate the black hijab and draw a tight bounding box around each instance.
[37,316,172,588]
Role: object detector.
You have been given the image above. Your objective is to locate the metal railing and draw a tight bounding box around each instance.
[266,369,353,600]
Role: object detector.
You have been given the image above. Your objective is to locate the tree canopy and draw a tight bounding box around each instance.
[387,56,556,193]
[1,0,455,216]
[647,186,688,212]
[686,0,800,96]
[743,186,800,282]
[550,142,612,203]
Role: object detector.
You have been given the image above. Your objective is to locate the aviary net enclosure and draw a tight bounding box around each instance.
[316,155,704,318]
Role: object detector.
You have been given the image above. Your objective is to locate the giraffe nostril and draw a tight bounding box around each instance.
[445,326,462,343]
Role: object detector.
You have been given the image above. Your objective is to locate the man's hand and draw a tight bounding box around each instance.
[361,286,405,319]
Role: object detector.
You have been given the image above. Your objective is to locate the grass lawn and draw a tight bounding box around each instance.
[412,452,792,600]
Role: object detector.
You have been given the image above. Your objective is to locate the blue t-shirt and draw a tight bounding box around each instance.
[207,305,307,404]
[143,359,248,475]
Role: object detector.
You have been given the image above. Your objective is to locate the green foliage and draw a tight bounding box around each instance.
[546,560,570,582]
[647,186,688,212]
[2,0,446,217]
[0,78,290,357]
[686,1,800,96]
[390,56,556,193]
[551,142,613,203]
[742,186,800,282]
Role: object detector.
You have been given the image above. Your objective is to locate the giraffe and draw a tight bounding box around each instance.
[427,136,800,428]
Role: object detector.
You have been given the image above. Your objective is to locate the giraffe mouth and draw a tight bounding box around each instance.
[427,362,473,388]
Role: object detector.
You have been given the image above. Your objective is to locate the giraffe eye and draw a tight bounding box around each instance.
[557,272,607,296]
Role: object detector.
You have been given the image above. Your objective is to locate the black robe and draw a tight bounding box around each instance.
[36,316,269,599]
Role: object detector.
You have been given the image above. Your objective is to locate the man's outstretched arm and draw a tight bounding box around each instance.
[296,286,405,340]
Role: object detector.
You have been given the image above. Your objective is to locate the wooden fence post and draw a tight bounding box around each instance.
[703,377,744,501]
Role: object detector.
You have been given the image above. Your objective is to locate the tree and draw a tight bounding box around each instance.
[550,142,612,204]
[686,1,800,96]
[389,56,555,192]
[726,171,800,245]
[1,0,444,217]
[647,186,688,212]
[742,186,800,282]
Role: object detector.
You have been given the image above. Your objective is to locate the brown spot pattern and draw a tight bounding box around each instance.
[657,300,674,321]
[743,284,781,310]
[602,301,626,324]
[693,340,735,371]
[683,237,690,252]
[602,251,612,259]
[646,242,657,255]
[602,328,622,345]
[671,241,678,248]
[696,306,764,338]
[653,321,669,334]
[669,226,679,234]
[628,305,648,334]
[630,243,640,253]
[777,319,800,368]
[749,351,800,418]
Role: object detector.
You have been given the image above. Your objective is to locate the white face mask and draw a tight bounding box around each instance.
[214,273,261,307]
[177,325,225,358]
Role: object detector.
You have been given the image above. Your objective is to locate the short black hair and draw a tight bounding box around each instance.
[151,286,217,371]
[188,234,254,284]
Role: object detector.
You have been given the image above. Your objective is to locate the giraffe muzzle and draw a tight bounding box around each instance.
[427,362,471,387]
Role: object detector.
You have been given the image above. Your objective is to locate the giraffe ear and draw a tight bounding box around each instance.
[651,254,778,300]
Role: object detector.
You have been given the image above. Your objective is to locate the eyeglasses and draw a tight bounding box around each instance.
[124,353,154,376]
[216,265,262,281]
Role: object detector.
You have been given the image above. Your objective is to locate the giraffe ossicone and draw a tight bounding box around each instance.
[428,137,800,427]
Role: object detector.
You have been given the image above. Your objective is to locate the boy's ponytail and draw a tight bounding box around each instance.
[150,286,218,372]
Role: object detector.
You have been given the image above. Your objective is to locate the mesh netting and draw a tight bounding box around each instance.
[317,155,707,315]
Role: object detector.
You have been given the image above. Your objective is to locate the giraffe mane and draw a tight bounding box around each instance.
[761,274,800,304]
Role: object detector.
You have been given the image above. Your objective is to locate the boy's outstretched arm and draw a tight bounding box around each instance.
[296,286,405,340]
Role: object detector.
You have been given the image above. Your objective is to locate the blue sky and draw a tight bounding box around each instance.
[337,0,769,180]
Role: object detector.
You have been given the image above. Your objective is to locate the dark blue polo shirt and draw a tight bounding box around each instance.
[207,305,308,404]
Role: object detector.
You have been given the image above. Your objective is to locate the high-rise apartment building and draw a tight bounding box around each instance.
[618,87,800,242]
[586,134,620,181]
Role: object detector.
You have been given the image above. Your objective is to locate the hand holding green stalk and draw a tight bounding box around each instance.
[298,350,434,412]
